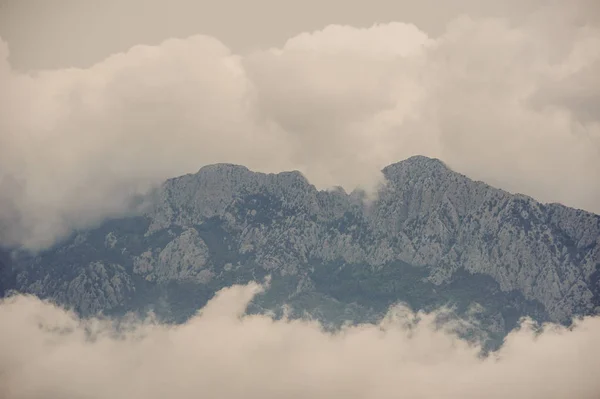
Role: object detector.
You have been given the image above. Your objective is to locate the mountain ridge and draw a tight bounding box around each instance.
[2,155,598,348]
[135,155,600,322]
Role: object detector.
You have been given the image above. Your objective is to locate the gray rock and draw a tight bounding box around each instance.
[3,156,598,347]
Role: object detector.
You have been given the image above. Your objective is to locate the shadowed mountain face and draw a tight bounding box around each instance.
[2,156,599,348]
[0,250,13,297]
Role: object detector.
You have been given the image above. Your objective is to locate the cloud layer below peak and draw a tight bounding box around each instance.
[1,282,599,399]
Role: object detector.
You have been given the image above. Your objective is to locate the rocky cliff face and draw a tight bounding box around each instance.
[0,250,13,297]
[375,157,600,321]
[3,156,599,347]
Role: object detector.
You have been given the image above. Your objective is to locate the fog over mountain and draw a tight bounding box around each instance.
[1,0,599,250]
[1,1,599,398]
[2,156,599,347]
[1,283,600,399]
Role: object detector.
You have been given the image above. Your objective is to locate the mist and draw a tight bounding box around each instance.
[0,282,598,398]
[0,1,599,250]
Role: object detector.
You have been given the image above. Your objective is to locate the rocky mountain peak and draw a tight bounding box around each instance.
[196,163,251,178]
[193,163,312,191]
[4,155,599,345]
[382,155,452,182]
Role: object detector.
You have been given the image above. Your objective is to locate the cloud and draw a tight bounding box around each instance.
[0,282,599,399]
[0,35,293,248]
[0,1,599,250]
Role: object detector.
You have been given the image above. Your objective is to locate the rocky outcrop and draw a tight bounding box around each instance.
[140,156,599,321]
[133,228,212,283]
[3,156,598,342]
[374,156,600,321]
[15,261,134,315]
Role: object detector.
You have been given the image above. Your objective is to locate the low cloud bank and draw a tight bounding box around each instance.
[1,283,599,399]
[1,1,599,250]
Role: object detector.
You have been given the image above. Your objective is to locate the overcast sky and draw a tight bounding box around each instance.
[0,0,570,71]
[0,0,599,249]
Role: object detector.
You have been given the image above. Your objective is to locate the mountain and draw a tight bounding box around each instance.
[0,250,13,297]
[2,156,599,348]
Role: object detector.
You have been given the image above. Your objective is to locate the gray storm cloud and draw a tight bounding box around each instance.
[0,282,599,399]
[0,1,599,250]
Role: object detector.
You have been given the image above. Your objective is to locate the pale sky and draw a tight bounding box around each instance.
[0,0,571,70]
[0,0,599,249]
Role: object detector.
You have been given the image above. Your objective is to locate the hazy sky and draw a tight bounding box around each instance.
[0,0,567,71]
[0,0,599,249]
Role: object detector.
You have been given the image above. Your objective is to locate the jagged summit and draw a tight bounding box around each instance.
[195,156,452,183]
[148,157,600,228]
[197,163,250,173]
[182,157,596,220]
[387,154,448,168]
[4,153,599,341]
[190,156,456,195]
[195,163,310,186]
[382,155,453,180]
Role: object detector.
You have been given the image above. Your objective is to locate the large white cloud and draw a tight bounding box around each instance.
[0,35,292,248]
[1,282,599,399]
[0,2,599,250]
